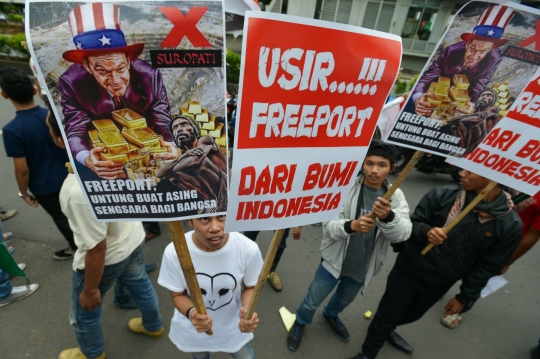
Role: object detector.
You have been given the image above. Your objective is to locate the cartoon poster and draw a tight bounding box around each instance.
[384,1,540,158]
[26,0,228,221]
[225,12,402,232]
[447,73,540,195]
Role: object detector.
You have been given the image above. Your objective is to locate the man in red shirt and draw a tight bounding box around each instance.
[503,192,540,273]
[507,192,540,359]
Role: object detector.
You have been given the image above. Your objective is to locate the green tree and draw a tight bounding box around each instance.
[8,14,23,22]
[408,73,420,91]
[395,80,407,95]
[226,49,241,85]
[8,33,28,56]
[0,35,8,54]
[0,33,28,58]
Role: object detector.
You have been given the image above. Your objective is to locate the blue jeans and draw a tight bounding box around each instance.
[0,220,11,300]
[296,264,363,325]
[113,282,135,307]
[70,242,162,358]
[191,342,255,359]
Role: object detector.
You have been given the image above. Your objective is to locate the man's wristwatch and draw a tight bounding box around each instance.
[18,192,29,198]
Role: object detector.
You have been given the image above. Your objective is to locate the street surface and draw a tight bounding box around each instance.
[0,84,539,359]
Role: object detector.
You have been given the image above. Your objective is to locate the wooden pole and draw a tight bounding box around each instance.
[368,150,424,219]
[421,180,498,255]
[167,220,213,335]
[244,229,286,320]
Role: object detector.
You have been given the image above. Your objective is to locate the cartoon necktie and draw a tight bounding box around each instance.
[113,96,123,109]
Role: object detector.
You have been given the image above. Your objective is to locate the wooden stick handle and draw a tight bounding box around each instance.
[167,221,213,335]
[421,180,498,255]
[244,229,286,320]
[368,151,423,220]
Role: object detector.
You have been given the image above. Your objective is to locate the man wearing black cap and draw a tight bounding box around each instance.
[287,140,412,352]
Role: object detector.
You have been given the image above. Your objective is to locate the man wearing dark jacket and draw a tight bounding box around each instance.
[349,170,522,359]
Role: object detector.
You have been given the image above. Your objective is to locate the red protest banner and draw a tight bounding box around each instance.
[226,12,402,232]
[237,17,398,150]
[448,73,540,195]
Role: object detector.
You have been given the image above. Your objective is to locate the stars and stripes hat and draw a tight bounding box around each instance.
[460,5,515,48]
[62,3,144,63]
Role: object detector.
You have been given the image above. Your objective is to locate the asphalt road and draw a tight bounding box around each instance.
[0,86,539,359]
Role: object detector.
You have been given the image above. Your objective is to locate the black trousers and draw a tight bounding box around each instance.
[243,228,290,272]
[143,222,161,236]
[34,191,76,250]
[361,265,453,358]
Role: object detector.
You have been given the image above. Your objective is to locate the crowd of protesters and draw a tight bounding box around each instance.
[1,66,539,359]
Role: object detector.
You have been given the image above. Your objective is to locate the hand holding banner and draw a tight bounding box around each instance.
[421,180,498,255]
[26,0,229,336]
[27,1,229,222]
[373,1,540,253]
[226,11,402,232]
[228,10,402,320]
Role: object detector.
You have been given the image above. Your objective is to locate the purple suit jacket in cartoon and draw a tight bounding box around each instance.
[58,59,173,158]
[412,41,502,104]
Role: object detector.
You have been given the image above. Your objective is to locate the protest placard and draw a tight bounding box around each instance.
[226,11,402,232]
[447,73,540,196]
[26,0,228,221]
[376,96,406,140]
[384,1,540,158]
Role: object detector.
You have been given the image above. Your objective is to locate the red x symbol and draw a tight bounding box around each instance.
[518,20,540,51]
[159,6,211,48]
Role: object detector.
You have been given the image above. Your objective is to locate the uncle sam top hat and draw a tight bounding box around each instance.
[62,3,144,63]
[460,5,515,48]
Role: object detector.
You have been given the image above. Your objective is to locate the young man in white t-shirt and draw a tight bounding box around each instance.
[158,215,263,359]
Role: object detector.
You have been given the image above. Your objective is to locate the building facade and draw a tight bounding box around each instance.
[264,0,456,74]
[260,0,537,74]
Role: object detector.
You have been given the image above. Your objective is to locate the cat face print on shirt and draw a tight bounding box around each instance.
[196,272,238,311]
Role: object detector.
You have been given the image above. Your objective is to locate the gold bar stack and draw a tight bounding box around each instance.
[492,81,512,118]
[111,109,147,129]
[179,100,227,154]
[121,127,161,150]
[88,109,169,184]
[427,75,470,109]
[428,74,472,122]
[91,119,129,164]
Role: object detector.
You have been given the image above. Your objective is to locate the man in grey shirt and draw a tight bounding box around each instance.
[287,140,412,352]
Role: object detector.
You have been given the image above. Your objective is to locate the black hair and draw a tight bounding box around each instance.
[169,115,201,139]
[478,88,497,107]
[0,67,34,104]
[366,139,398,165]
[44,99,63,138]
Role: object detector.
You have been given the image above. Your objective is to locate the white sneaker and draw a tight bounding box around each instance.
[0,284,39,307]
